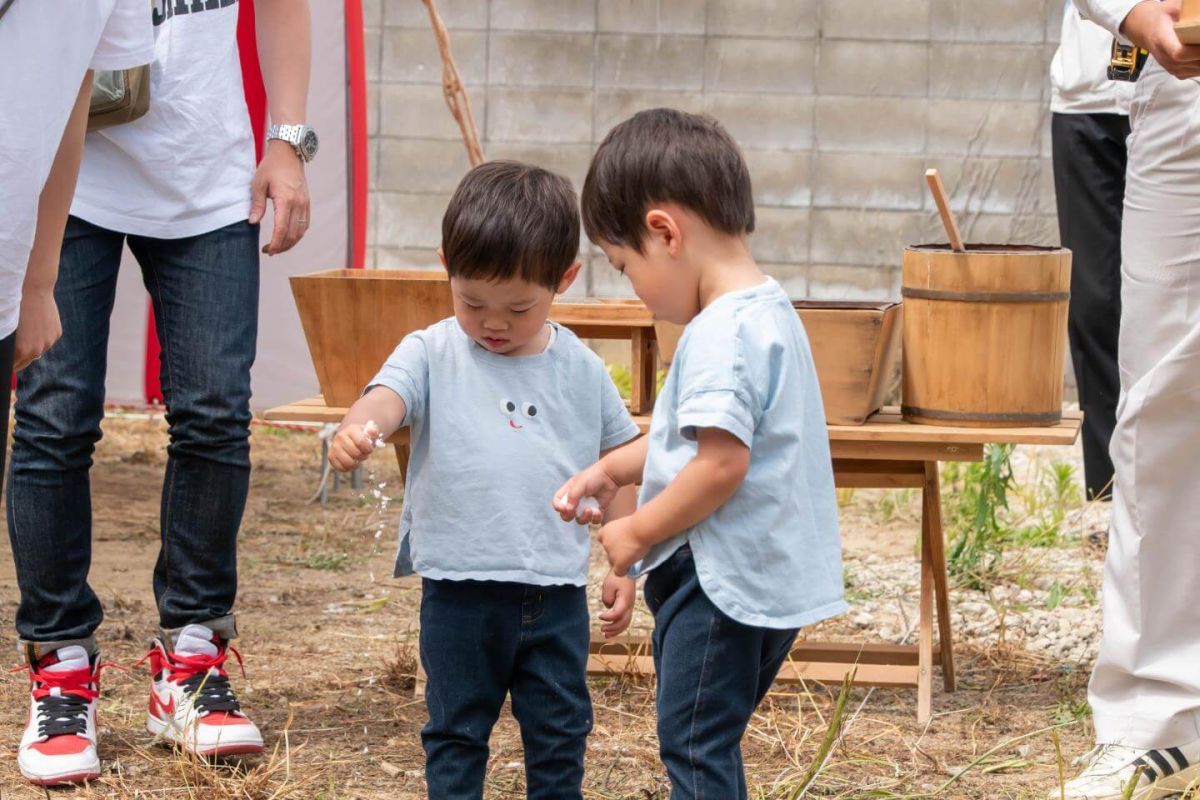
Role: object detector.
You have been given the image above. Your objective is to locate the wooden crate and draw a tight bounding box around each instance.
[655,300,903,425]
[291,269,660,411]
[291,269,454,408]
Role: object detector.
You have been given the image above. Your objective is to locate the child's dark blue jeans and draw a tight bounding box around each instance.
[646,545,799,800]
[419,577,592,800]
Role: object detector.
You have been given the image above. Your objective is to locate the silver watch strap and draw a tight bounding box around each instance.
[268,123,304,146]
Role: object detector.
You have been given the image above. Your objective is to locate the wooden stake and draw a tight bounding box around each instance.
[925,169,965,253]
[422,0,485,167]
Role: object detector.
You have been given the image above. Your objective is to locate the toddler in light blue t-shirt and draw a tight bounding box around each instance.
[556,109,846,799]
[329,161,640,799]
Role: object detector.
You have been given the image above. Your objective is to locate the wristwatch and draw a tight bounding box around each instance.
[267,123,319,163]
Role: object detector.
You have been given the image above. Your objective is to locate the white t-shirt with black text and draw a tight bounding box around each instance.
[0,0,155,339]
[71,0,256,239]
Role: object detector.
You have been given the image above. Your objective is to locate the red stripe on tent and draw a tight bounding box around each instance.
[237,0,268,161]
[142,299,162,404]
[345,0,369,269]
[143,1,268,404]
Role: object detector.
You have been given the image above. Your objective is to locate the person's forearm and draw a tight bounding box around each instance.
[340,386,408,437]
[1120,0,1169,49]
[599,435,649,487]
[24,71,92,297]
[255,0,311,126]
[603,484,638,524]
[627,445,747,547]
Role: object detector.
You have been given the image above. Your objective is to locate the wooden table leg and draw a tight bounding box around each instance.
[924,461,956,692]
[629,329,658,415]
[918,480,935,725]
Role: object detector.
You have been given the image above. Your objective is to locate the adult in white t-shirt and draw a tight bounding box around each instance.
[1050,3,1133,502]
[5,0,313,783]
[0,0,154,786]
[0,0,153,366]
[1051,0,1200,797]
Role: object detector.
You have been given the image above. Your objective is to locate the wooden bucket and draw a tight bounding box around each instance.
[901,244,1071,428]
[654,300,903,425]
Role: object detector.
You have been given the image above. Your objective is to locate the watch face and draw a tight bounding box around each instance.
[301,129,319,161]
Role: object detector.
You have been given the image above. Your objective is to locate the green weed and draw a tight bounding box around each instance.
[944,447,1086,591]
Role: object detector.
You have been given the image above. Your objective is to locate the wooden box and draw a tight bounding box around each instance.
[291,269,454,408]
[654,300,903,426]
[291,269,660,410]
[798,301,904,425]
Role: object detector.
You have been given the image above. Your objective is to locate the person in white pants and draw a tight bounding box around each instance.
[1051,2,1133,503]
[1057,1,1200,798]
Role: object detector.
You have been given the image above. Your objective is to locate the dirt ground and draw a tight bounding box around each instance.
[0,414,1109,799]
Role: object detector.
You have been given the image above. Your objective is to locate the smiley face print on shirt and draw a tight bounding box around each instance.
[500,398,539,430]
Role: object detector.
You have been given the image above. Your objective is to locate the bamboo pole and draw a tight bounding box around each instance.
[421,0,485,167]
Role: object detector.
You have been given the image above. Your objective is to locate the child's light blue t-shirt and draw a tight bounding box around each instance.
[634,278,847,629]
[369,318,640,586]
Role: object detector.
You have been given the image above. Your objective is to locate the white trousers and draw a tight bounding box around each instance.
[1089,61,1200,749]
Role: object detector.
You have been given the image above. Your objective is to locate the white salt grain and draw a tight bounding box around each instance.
[364,420,387,449]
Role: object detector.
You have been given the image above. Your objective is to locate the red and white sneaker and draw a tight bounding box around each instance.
[17,646,102,785]
[142,624,263,758]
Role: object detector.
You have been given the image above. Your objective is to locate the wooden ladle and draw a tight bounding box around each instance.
[925,168,965,253]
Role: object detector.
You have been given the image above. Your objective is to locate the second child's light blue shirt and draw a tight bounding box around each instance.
[635,279,847,629]
[370,319,640,586]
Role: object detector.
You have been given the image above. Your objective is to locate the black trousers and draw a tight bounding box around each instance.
[1052,112,1129,501]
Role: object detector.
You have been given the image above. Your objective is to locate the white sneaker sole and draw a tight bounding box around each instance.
[19,760,101,786]
[147,713,264,758]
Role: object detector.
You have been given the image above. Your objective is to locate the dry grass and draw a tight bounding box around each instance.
[0,416,1118,798]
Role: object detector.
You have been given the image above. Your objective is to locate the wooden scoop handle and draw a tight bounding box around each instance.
[925,169,965,253]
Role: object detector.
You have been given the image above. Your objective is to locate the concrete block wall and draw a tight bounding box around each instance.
[364,0,1066,301]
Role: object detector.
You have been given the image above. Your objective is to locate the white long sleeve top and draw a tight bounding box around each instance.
[1072,0,1143,38]
[1052,2,1134,113]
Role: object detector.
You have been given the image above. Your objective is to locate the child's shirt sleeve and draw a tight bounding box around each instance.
[675,325,761,448]
[598,364,641,451]
[367,332,429,428]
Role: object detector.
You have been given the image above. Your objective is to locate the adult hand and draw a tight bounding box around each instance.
[599,571,636,639]
[1123,0,1200,79]
[249,139,310,256]
[13,289,61,372]
[597,516,651,578]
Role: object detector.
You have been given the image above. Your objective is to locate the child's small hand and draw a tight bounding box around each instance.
[553,463,620,525]
[599,571,636,638]
[597,516,651,578]
[329,423,377,472]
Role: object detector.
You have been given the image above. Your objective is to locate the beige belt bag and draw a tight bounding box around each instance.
[89,66,152,132]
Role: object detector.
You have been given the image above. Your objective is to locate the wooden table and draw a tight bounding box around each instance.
[266,396,1080,723]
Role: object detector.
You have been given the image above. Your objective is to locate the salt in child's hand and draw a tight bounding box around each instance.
[329,421,384,473]
[555,492,601,524]
[553,464,621,525]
